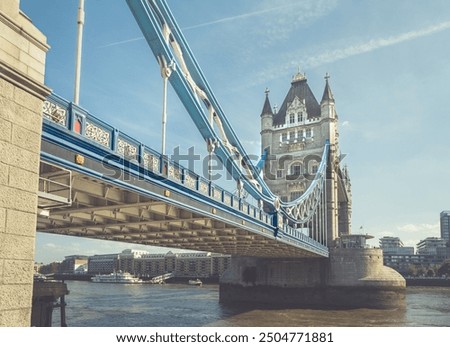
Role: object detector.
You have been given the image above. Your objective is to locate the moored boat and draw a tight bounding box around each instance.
[188,279,203,286]
[92,272,143,284]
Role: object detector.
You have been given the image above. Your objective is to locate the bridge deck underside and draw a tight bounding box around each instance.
[37,172,320,258]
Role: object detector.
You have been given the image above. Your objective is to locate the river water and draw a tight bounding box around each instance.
[54,281,450,327]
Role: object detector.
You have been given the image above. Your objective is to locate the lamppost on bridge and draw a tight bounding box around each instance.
[74,0,85,105]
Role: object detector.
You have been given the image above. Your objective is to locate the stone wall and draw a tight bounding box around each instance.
[0,1,50,326]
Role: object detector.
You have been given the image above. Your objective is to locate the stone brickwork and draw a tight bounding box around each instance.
[328,248,406,288]
[220,254,405,309]
[220,256,327,288]
[0,1,50,326]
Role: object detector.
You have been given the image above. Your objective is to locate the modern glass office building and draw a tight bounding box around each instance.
[440,211,450,243]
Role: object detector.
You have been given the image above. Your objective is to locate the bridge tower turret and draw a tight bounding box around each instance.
[320,75,340,243]
[320,73,337,149]
[320,75,352,238]
[260,88,273,154]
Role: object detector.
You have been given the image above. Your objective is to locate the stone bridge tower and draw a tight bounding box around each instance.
[260,72,352,244]
[220,72,405,308]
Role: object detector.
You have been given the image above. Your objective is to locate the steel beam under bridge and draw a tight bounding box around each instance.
[37,95,328,258]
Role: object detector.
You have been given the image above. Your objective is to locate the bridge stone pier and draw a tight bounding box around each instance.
[0,1,51,326]
[220,244,406,309]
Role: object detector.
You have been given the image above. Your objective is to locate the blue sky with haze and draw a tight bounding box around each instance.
[20,0,450,263]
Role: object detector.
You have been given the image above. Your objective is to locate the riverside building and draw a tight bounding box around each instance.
[416,237,447,256]
[380,236,450,274]
[87,249,230,279]
[379,236,414,256]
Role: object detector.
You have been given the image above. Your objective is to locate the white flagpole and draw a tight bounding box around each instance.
[74,0,85,105]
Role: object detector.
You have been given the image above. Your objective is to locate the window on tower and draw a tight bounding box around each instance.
[298,129,304,139]
[306,160,319,176]
[281,133,288,142]
[290,163,302,176]
[305,128,312,138]
[297,112,303,122]
[289,114,295,124]
[289,131,295,141]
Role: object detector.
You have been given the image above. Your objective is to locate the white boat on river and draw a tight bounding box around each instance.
[188,279,203,286]
[92,272,143,284]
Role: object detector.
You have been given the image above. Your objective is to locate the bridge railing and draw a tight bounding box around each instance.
[279,224,328,256]
[42,94,274,227]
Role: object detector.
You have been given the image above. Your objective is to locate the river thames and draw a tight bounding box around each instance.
[52,281,450,327]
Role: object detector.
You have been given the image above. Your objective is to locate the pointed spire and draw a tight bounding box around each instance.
[260,87,273,117]
[321,73,335,104]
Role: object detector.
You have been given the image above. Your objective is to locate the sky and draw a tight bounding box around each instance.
[19,0,450,263]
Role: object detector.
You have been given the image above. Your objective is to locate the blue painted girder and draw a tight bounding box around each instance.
[126,0,277,205]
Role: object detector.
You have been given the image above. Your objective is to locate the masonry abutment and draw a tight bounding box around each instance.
[0,2,51,326]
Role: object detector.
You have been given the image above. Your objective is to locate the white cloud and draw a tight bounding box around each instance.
[363,223,441,248]
[247,0,338,46]
[99,37,143,49]
[100,0,336,49]
[253,20,450,85]
[45,243,57,248]
[397,223,439,233]
[184,0,337,35]
[183,2,301,31]
[303,20,450,68]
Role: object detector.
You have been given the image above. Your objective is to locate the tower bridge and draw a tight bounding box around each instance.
[38,94,328,258]
[0,0,405,326]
